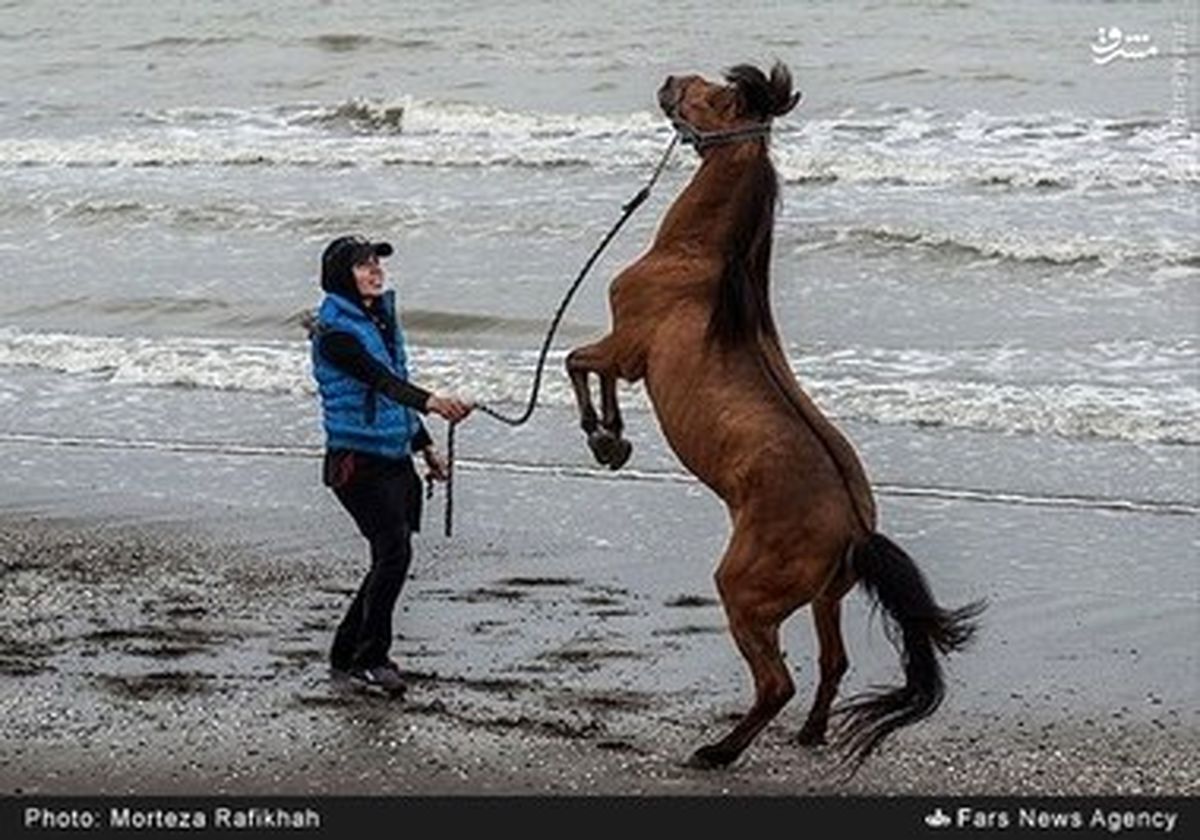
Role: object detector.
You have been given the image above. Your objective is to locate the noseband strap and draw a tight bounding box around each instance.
[671,117,772,150]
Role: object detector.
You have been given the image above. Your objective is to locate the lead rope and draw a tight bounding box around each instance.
[429,132,681,537]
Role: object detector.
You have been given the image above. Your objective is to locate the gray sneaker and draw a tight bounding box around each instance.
[348,663,406,698]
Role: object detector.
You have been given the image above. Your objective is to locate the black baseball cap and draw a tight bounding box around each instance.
[320,235,393,295]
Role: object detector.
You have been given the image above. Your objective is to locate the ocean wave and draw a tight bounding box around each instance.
[9,190,1191,272]
[0,328,1194,446]
[0,330,313,395]
[119,35,244,52]
[859,67,935,84]
[0,193,595,239]
[796,224,1200,268]
[775,109,1199,189]
[826,379,1199,446]
[303,33,437,53]
[0,117,660,171]
[3,101,1193,191]
[292,98,406,133]
[0,195,437,236]
[136,97,664,144]
[8,296,236,320]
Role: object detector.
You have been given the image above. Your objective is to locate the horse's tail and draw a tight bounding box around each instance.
[834,532,985,768]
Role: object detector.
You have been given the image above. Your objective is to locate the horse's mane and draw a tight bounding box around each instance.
[707,63,797,348]
[707,149,779,348]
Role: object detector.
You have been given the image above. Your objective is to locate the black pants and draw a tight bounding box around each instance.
[325,450,423,670]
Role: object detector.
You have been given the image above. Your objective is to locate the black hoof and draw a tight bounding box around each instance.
[606,437,632,471]
[588,429,631,468]
[587,429,613,465]
[685,743,737,769]
[795,727,827,747]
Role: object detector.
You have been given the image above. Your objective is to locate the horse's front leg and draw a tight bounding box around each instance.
[566,338,632,470]
[597,372,632,470]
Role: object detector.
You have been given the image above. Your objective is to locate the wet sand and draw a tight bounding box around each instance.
[0,432,1196,797]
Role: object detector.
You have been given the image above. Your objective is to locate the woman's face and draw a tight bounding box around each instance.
[352,255,385,301]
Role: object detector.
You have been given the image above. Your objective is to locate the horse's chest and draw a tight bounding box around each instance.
[609,277,650,323]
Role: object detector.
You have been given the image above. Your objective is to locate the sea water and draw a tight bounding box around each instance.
[0,0,1196,492]
[1,0,1198,723]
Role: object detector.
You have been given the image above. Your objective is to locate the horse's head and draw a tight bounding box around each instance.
[658,61,801,141]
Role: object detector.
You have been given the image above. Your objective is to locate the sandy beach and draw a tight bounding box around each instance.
[1,413,1196,798]
[1,0,1196,807]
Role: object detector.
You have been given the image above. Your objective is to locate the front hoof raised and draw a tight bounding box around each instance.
[606,437,632,471]
[586,429,615,465]
[587,429,627,467]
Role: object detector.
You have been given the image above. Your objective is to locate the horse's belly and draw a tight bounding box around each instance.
[644,354,871,529]
[643,366,759,500]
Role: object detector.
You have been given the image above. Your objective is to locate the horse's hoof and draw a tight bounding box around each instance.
[588,429,628,467]
[606,438,633,471]
[685,744,736,770]
[587,430,614,465]
[795,726,827,747]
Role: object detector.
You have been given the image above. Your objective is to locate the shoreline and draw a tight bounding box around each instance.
[2,508,1195,797]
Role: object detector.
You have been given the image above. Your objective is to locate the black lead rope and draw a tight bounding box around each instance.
[429,116,776,536]
[428,132,681,537]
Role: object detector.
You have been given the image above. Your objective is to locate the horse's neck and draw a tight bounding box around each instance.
[655,144,765,247]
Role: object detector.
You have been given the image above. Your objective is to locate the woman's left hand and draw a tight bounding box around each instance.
[422,446,450,482]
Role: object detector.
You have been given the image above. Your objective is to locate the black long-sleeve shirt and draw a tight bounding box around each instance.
[317,330,434,452]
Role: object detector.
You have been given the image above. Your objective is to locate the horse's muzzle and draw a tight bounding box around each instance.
[657,76,681,116]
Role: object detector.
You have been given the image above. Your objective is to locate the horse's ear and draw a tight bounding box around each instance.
[777,90,802,116]
[768,61,800,116]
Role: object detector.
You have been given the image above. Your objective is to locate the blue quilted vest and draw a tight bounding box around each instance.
[311,290,418,458]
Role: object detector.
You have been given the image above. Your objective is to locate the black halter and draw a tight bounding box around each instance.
[670,116,772,150]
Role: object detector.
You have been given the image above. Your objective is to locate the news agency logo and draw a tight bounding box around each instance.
[919,804,1180,833]
[1092,26,1159,64]
[923,806,1011,831]
[924,807,952,829]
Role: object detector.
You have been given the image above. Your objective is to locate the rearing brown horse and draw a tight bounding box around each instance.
[566,62,984,770]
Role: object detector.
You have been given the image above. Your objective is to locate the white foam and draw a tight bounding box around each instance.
[0,99,671,171]
[821,377,1199,446]
[1,327,1195,446]
[775,110,1200,189]
[2,101,1195,191]
[813,222,1189,266]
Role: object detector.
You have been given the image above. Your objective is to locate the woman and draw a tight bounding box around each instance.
[310,234,472,697]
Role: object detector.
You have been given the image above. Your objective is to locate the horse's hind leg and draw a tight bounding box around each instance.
[688,560,795,768]
[796,595,848,746]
